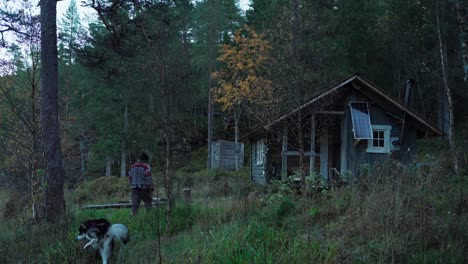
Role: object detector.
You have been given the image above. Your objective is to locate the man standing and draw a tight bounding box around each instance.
[128,152,154,215]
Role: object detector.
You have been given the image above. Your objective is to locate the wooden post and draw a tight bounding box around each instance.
[340,112,347,176]
[309,114,316,176]
[320,127,328,180]
[281,126,288,181]
[182,188,192,203]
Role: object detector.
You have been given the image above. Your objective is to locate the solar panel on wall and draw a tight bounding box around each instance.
[349,102,373,139]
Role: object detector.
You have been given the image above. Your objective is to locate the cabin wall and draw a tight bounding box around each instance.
[345,90,417,179]
[400,128,417,163]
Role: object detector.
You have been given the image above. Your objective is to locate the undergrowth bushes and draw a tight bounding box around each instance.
[178,167,255,199]
[309,160,468,263]
[0,144,466,263]
[2,191,30,219]
[72,176,129,204]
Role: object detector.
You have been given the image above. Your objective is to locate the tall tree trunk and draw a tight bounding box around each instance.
[105,156,112,176]
[31,57,41,219]
[79,135,86,180]
[207,0,219,169]
[207,67,213,169]
[163,120,174,235]
[437,0,459,175]
[120,140,126,177]
[291,0,306,191]
[40,0,65,222]
[120,104,128,177]
[31,125,41,220]
[451,0,468,80]
[155,180,163,264]
[158,47,174,236]
[234,110,241,171]
[31,164,37,219]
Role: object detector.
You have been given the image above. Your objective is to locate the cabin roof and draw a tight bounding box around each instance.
[244,74,442,139]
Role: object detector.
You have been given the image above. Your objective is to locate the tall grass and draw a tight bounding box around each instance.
[0,148,466,263]
[307,160,468,263]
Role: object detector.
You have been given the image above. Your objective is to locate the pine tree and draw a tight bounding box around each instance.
[58,0,85,65]
[40,0,65,223]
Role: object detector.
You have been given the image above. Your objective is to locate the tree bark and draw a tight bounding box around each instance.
[105,156,112,176]
[79,135,86,180]
[40,0,65,222]
[31,52,41,219]
[158,46,174,236]
[234,110,241,171]
[31,99,40,220]
[120,140,126,177]
[450,0,468,81]
[120,104,128,177]
[436,0,459,175]
[206,0,219,169]
[164,120,174,235]
[207,67,213,168]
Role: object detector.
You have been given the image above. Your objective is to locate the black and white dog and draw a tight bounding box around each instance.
[76,219,129,264]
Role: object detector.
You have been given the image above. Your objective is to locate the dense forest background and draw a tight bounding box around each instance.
[1,0,466,190]
[0,0,467,263]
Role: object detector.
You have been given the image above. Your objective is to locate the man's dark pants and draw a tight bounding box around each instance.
[131,188,153,215]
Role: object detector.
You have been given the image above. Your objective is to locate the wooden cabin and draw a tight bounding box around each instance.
[244,74,442,184]
[211,140,244,171]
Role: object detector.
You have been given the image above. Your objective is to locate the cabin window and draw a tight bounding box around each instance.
[255,140,265,165]
[366,125,391,153]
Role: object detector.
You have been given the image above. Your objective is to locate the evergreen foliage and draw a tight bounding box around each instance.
[0,0,467,261]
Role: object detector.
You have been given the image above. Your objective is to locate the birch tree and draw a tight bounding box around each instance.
[436,0,459,175]
[449,0,468,81]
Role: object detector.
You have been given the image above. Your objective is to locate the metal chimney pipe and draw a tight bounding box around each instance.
[399,79,414,147]
[404,79,414,107]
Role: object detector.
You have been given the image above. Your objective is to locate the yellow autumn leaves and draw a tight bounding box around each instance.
[212,25,274,114]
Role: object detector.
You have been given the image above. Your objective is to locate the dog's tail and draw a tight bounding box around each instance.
[108,224,129,244]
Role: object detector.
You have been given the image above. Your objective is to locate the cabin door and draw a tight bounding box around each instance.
[328,122,341,181]
[320,117,342,181]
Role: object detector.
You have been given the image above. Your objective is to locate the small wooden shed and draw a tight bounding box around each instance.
[211,140,244,171]
[244,74,442,184]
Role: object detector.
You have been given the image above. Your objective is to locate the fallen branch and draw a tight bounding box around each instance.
[82,197,167,209]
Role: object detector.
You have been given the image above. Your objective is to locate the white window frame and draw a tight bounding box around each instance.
[255,140,265,165]
[366,125,392,153]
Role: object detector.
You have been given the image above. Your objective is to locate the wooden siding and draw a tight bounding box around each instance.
[344,89,417,179]
[251,140,266,184]
[211,141,221,168]
[251,164,266,184]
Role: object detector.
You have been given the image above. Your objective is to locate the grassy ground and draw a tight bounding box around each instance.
[0,142,467,263]
[0,190,8,213]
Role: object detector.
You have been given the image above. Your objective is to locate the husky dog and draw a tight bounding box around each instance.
[76,218,129,264]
